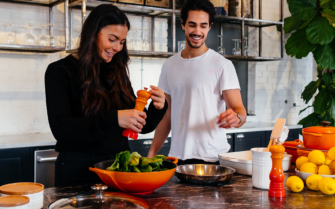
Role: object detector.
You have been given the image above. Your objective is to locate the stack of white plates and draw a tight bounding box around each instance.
[0,183,44,209]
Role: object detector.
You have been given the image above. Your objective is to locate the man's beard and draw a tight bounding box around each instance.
[185,34,205,49]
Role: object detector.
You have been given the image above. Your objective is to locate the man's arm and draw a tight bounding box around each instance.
[218,89,247,128]
[147,93,172,157]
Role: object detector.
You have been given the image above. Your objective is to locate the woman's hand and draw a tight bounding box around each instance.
[118,110,147,133]
[150,85,165,110]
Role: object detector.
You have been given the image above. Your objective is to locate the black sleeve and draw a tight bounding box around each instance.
[141,99,168,134]
[45,64,119,145]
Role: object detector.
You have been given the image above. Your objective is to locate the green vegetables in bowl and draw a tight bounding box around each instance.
[106,150,169,172]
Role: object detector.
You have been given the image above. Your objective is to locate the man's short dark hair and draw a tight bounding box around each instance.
[180,0,216,25]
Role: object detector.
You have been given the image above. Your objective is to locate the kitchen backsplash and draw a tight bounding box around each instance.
[0,0,314,136]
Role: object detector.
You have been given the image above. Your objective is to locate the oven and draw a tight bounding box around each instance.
[34,149,58,188]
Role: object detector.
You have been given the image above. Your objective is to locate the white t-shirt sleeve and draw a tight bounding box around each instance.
[158,64,170,94]
[219,61,241,95]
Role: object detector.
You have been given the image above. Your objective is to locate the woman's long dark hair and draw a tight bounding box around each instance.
[77,4,134,116]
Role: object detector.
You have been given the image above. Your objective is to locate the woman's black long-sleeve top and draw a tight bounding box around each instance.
[45,55,167,154]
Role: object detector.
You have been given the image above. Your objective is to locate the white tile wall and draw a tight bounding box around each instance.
[0,0,314,136]
[247,0,314,125]
[0,2,167,136]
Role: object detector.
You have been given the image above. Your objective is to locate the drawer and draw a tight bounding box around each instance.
[129,138,171,157]
[145,0,169,8]
[118,0,144,5]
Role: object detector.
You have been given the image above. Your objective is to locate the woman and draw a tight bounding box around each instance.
[45,4,167,187]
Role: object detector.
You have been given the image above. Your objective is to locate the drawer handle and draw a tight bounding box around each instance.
[143,140,152,145]
[226,135,232,139]
[237,134,244,139]
[143,139,168,145]
[37,157,57,163]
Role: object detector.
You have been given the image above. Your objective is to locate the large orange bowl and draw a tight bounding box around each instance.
[89,157,178,195]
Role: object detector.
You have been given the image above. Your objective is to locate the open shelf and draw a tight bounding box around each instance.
[66,48,282,61]
[215,15,283,27]
[0,44,65,53]
[0,0,64,7]
[224,55,282,61]
[69,0,175,17]
[66,48,175,58]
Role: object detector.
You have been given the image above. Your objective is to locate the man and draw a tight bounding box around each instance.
[147,0,247,165]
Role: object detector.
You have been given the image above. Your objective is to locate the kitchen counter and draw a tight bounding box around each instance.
[0,123,302,149]
[42,166,332,209]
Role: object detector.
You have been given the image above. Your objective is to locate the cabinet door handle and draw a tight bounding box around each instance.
[144,139,168,145]
[143,140,153,145]
[237,134,244,139]
[37,157,57,163]
[226,135,232,139]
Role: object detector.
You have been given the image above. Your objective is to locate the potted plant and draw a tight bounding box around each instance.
[284,0,335,129]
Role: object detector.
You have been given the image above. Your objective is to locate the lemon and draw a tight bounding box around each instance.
[300,162,318,174]
[296,156,309,170]
[325,157,332,165]
[308,150,325,166]
[306,174,323,191]
[328,147,335,161]
[318,165,333,175]
[318,177,335,195]
[286,176,304,192]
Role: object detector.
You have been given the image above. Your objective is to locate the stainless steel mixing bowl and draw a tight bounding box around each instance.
[175,164,236,185]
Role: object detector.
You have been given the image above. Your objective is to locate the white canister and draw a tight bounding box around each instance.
[0,183,44,209]
[0,195,29,209]
[251,148,272,189]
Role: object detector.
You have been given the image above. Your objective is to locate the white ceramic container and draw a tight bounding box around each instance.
[251,148,272,189]
[218,150,292,176]
[0,195,29,209]
[0,183,44,209]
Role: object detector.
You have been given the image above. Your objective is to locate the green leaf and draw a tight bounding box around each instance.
[299,106,312,115]
[323,72,333,86]
[306,17,335,45]
[298,112,320,134]
[284,16,304,33]
[321,0,332,6]
[332,74,335,82]
[286,28,318,59]
[313,39,335,69]
[301,80,319,103]
[313,88,330,114]
[322,8,335,25]
[289,0,318,20]
[329,96,335,119]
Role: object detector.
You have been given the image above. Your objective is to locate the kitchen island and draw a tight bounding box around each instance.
[43,166,333,209]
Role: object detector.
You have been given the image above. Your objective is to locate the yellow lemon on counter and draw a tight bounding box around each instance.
[318,177,335,195]
[327,147,335,161]
[318,165,333,175]
[286,176,304,192]
[306,174,323,191]
[300,162,318,174]
[296,156,309,170]
[325,157,332,165]
[308,150,325,166]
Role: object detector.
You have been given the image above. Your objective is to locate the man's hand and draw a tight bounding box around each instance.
[217,108,240,129]
[150,85,165,110]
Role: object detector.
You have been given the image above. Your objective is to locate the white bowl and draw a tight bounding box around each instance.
[295,168,335,182]
[218,150,292,175]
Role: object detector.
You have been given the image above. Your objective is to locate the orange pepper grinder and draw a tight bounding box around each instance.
[122,88,152,140]
[269,141,286,198]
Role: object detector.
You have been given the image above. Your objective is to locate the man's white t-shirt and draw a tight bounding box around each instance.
[158,49,241,162]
